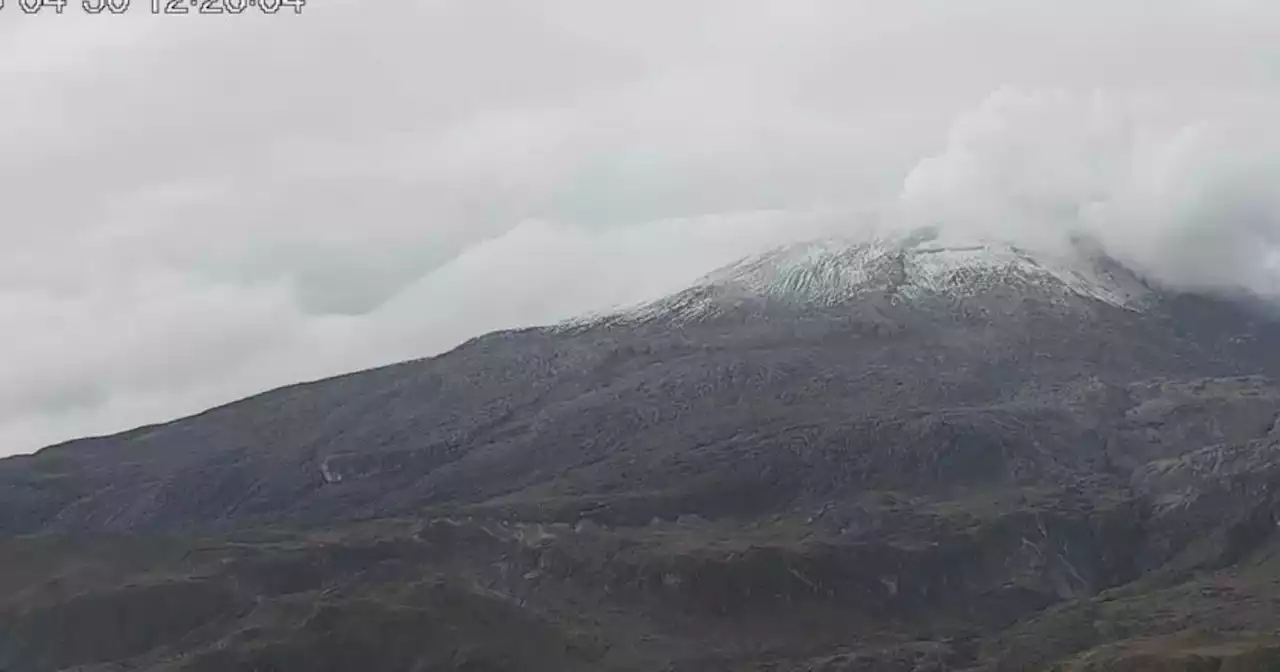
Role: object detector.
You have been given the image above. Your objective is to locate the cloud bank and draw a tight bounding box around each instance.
[2,1,1279,453]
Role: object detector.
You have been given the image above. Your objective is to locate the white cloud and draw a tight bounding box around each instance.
[897,88,1280,294]
[2,1,1280,454]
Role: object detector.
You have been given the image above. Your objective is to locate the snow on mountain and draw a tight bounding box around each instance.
[573,227,1155,326]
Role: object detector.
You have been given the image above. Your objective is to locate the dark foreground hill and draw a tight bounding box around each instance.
[3,233,1280,671]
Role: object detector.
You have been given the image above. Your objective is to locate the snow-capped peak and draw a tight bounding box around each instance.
[589,227,1154,325]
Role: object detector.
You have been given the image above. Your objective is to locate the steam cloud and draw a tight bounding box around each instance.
[1,1,1278,453]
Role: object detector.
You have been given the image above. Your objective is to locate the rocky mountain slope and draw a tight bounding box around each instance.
[3,231,1280,670]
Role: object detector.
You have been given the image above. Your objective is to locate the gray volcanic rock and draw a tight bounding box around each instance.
[0,233,1273,535]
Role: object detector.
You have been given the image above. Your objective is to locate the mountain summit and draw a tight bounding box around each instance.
[605,228,1154,326]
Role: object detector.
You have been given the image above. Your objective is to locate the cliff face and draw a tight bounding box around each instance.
[2,235,1280,670]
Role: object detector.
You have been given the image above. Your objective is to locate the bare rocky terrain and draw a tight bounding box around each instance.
[3,235,1280,671]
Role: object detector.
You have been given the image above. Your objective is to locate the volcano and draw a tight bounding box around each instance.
[3,232,1280,671]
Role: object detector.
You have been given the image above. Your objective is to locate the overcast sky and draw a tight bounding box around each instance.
[2,0,1280,455]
